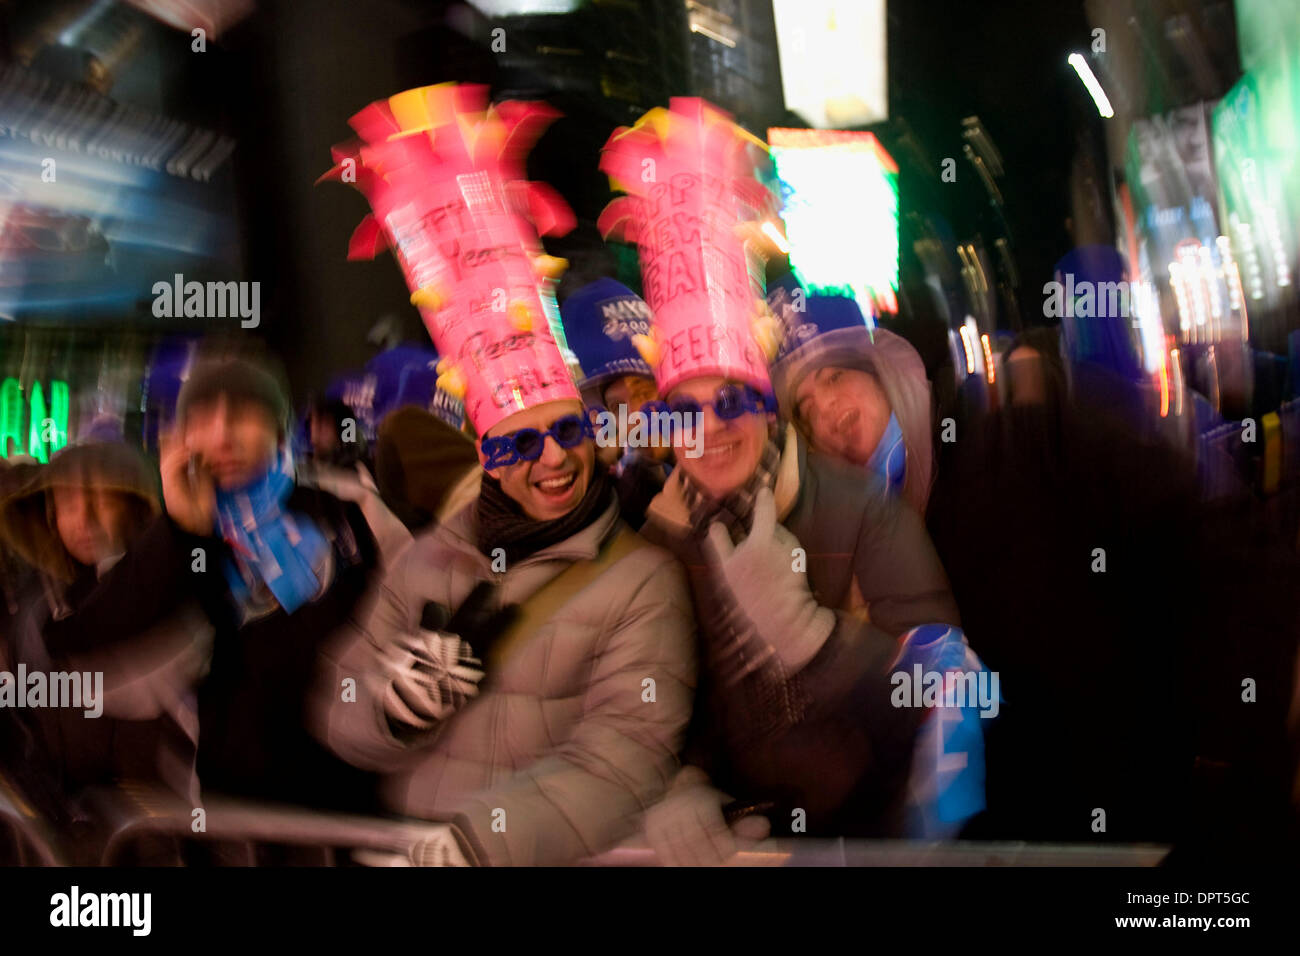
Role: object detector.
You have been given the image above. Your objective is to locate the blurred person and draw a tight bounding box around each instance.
[590,95,969,861]
[559,278,669,528]
[307,396,361,467]
[316,387,697,865]
[372,404,481,532]
[638,366,966,860]
[926,354,1300,858]
[299,395,412,566]
[768,281,935,515]
[0,440,209,817]
[36,351,382,813]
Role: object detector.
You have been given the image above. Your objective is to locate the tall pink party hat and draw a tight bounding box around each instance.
[319,83,580,435]
[597,97,782,396]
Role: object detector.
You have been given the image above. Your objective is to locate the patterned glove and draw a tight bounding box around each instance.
[382,582,517,739]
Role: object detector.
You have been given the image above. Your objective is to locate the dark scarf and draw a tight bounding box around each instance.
[680,431,783,545]
[476,467,613,566]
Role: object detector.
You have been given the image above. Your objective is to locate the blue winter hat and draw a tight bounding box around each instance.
[559,278,654,391]
[767,275,873,366]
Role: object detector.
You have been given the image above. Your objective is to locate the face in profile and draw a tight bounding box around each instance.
[669,376,770,501]
[182,394,281,490]
[480,399,596,521]
[793,365,892,466]
[52,484,129,567]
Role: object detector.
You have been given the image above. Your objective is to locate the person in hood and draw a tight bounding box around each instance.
[767,280,935,516]
[0,439,207,816]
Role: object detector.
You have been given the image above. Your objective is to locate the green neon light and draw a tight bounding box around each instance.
[49,379,69,455]
[27,381,47,463]
[0,378,21,459]
[0,378,70,460]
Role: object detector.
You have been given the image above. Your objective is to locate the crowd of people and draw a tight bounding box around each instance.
[1,272,1296,866]
[1,86,1297,868]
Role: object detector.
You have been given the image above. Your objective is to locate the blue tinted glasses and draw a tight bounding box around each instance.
[481,413,595,469]
[642,383,775,429]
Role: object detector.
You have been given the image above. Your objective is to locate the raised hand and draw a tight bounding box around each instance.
[702,487,835,673]
[159,430,216,536]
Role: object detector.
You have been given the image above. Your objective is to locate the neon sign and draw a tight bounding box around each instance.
[0,378,69,462]
[768,128,900,319]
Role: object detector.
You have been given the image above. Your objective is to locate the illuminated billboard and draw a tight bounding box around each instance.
[772,0,887,128]
[768,127,899,318]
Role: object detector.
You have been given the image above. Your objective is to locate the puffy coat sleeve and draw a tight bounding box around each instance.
[311,543,438,772]
[786,486,962,728]
[847,488,961,638]
[449,546,697,866]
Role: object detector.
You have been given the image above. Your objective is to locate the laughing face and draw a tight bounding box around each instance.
[480,399,595,521]
[669,376,770,500]
[793,365,891,466]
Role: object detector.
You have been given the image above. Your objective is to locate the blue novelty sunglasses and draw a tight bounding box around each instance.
[641,383,776,433]
[481,413,595,469]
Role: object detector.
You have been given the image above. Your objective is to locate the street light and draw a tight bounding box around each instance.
[1068,53,1114,119]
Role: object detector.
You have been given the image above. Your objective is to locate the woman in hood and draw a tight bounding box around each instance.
[0,439,208,816]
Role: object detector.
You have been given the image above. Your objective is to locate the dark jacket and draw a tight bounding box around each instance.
[641,424,961,835]
[40,485,381,812]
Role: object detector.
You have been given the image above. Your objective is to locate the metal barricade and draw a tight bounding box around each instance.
[83,784,480,866]
[581,838,1171,867]
[0,772,64,865]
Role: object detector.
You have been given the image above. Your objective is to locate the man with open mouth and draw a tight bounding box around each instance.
[313,83,695,866]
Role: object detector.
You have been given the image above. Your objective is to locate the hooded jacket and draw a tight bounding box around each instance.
[640,424,960,834]
[772,325,935,516]
[315,490,696,865]
[0,442,207,808]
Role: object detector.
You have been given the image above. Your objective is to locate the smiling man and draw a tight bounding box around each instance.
[316,336,696,867]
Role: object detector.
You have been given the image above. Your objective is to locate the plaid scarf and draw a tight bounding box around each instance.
[680,434,783,545]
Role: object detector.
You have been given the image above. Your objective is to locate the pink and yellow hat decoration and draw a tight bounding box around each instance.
[319,83,580,436]
[597,97,783,397]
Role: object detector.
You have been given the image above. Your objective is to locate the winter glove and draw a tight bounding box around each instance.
[352,824,474,867]
[644,766,772,866]
[381,583,518,739]
[702,486,836,674]
[381,626,483,739]
[419,581,519,663]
